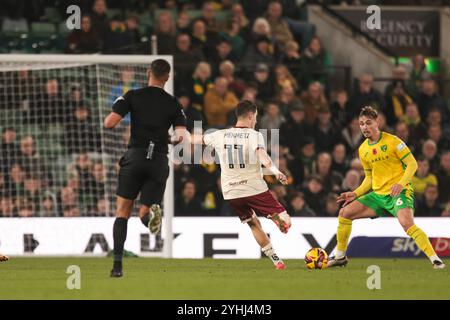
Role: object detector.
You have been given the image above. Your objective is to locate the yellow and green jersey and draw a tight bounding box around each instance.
[358,131,414,195]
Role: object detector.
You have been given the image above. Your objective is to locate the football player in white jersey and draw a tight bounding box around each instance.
[201,100,291,269]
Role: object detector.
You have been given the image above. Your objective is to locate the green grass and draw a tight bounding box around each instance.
[0,258,448,299]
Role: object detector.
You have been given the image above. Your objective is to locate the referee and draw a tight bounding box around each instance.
[104,59,186,277]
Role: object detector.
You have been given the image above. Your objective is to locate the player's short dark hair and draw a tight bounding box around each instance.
[149,59,171,79]
[235,100,257,118]
[359,106,378,119]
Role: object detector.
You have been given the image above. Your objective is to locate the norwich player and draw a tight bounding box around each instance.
[329,106,445,269]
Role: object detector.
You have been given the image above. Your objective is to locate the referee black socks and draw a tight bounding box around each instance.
[113,217,128,266]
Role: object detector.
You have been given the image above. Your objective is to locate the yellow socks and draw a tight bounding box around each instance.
[336,217,353,257]
[407,224,438,261]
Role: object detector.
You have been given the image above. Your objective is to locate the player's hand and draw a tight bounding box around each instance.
[277,173,288,185]
[390,184,403,197]
[337,192,356,207]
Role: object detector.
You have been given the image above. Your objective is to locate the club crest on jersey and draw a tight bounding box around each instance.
[381,144,387,152]
[372,148,377,155]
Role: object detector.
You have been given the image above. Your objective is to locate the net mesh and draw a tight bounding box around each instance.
[0,60,150,217]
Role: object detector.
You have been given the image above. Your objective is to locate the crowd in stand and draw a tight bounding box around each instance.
[0,0,449,217]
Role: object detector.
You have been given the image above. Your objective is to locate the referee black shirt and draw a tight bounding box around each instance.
[112,86,186,154]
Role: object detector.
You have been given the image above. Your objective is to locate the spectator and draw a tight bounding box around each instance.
[1,127,20,174]
[280,104,310,156]
[230,2,250,33]
[341,117,364,155]
[341,169,361,193]
[89,162,107,206]
[330,90,350,129]
[416,78,448,123]
[90,0,109,38]
[251,63,275,103]
[427,124,449,153]
[173,33,205,92]
[409,54,427,94]
[412,157,438,199]
[188,62,214,111]
[394,122,413,153]
[209,39,236,76]
[421,139,440,173]
[416,184,442,217]
[348,74,385,119]
[64,104,101,154]
[18,136,48,183]
[219,60,246,98]
[260,101,285,130]
[40,195,56,217]
[155,11,177,54]
[191,19,219,60]
[67,15,101,53]
[301,81,328,125]
[177,93,203,132]
[200,1,224,33]
[0,196,15,217]
[9,164,25,198]
[384,65,414,99]
[108,67,139,124]
[274,64,299,94]
[287,192,316,217]
[331,143,349,176]
[264,1,294,50]
[95,198,111,217]
[384,79,414,126]
[63,205,81,217]
[303,175,326,216]
[350,158,364,178]
[175,180,203,216]
[59,186,79,216]
[312,107,342,153]
[125,13,140,48]
[23,174,43,209]
[31,78,65,124]
[401,102,426,146]
[437,151,450,203]
[203,77,239,127]
[242,35,276,67]
[314,152,343,194]
[271,184,288,207]
[300,36,332,87]
[281,40,302,85]
[276,84,303,117]
[220,18,246,59]
[377,111,394,134]
[176,10,191,34]
[103,15,135,54]
[16,197,34,217]
[324,193,339,217]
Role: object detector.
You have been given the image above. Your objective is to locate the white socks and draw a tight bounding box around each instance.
[335,250,346,259]
[262,243,282,265]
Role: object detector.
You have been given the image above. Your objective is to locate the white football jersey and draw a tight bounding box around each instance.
[203,127,268,200]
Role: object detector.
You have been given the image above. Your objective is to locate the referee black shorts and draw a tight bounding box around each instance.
[116,148,169,207]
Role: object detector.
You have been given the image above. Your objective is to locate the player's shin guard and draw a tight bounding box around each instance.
[113,217,128,269]
[406,224,441,263]
[336,217,352,258]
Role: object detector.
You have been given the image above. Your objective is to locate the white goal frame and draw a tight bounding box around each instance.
[0,54,175,258]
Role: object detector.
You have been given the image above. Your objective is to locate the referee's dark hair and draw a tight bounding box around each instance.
[235,100,257,118]
[359,106,378,119]
[149,59,171,79]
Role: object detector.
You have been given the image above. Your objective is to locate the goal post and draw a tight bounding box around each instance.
[0,54,174,258]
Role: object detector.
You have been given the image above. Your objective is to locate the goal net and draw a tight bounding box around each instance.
[0,54,174,257]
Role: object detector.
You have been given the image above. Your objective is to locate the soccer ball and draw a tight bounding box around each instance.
[304,248,328,269]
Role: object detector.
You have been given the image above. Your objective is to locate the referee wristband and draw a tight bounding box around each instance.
[268,165,281,176]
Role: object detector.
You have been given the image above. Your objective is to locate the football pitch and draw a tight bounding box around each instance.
[0,257,448,300]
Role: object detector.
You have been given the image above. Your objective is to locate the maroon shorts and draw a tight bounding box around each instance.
[228,190,286,223]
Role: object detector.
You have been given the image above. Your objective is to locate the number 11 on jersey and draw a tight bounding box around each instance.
[225,144,246,169]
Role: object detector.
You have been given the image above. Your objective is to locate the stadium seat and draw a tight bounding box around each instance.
[30,23,57,37]
[1,18,29,36]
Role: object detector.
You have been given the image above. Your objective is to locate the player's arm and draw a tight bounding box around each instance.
[391,143,418,197]
[169,99,189,145]
[256,148,287,185]
[104,112,123,128]
[105,91,132,128]
[338,149,372,207]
